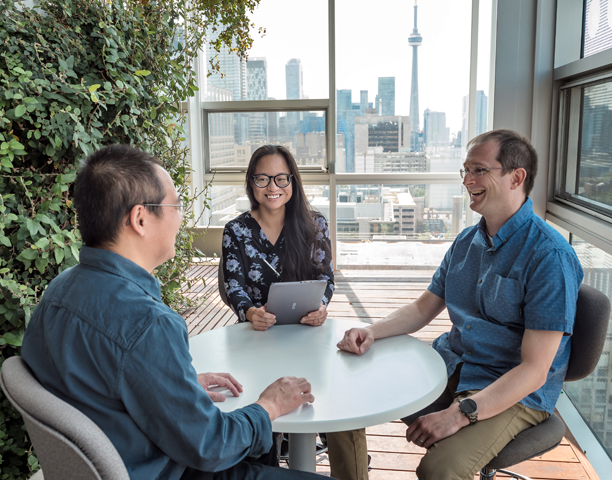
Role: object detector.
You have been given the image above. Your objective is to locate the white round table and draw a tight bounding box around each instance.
[189,317,447,472]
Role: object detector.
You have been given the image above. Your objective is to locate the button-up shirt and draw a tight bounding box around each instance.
[22,247,273,480]
[429,198,583,413]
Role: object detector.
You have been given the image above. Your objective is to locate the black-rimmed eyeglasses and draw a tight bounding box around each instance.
[251,174,293,188]
[459,167,508,179]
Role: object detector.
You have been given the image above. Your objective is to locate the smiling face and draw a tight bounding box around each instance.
[251,153,293,214]
[463,140,517,221]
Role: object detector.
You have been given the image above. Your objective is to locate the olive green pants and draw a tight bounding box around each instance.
[327,429,369,480]
[402,368,549,480]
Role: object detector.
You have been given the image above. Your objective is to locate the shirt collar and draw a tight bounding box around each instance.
[78,246,162,300]
[479,197,535,249]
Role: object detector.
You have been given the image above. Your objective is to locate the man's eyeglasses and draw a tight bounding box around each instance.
[140,199,185,216]
[251,174,293,188]
[125,200,185,226]
[459,167,507,179]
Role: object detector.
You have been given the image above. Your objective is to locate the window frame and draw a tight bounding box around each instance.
[549,37,612,254]
[189,0,488,267]
[554,71,612,220]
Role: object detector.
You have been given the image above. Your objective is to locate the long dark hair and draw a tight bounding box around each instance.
[246,145,322,282]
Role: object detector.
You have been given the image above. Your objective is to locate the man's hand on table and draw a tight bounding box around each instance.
[247,305,276,331]
[198,373,243,402]
[336,327,375,355]
[405,403,469,449]
[256,377,315,421]
[300,303,328,326]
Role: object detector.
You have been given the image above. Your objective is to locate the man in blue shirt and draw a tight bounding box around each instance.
[337,130,584,480]
[22,145,322,480]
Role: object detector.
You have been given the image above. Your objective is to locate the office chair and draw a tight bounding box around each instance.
[404,284,610,480]
[479,284,610,479]
[0,356,129,480]
[218,256,230,307]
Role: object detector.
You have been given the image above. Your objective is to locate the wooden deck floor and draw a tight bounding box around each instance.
[182,263,600,480]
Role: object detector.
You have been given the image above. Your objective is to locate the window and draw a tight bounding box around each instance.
[556,75,612,218]
[192,0,492,267]
[206,110,327,170]
[584,0,612,58]
[564,235,612,458]
[201,0,328,102]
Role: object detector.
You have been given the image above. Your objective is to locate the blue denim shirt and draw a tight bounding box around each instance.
[429,198,584,413]
[22,247,273,480]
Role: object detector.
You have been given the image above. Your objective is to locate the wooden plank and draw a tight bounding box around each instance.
[491,459,588,479]
[561,414,601,480]
[188,295,229,335]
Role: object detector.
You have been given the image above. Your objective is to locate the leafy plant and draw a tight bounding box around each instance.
[0,0,261,477]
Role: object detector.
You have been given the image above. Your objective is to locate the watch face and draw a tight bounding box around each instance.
[461,398,477,414]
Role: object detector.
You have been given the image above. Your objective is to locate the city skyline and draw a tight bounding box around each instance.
[240,0,492,135]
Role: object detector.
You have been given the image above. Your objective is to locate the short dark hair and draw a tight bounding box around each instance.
[467,129,538,196]
[74,144,165,248]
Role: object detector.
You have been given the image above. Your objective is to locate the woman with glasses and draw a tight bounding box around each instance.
[221,145,369,480]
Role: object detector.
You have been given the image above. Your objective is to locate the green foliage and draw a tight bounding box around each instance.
[0,0,260,478]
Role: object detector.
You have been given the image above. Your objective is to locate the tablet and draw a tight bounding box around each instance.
[266,280,327,325]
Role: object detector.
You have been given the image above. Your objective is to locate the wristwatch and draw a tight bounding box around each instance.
[459,398,478,425]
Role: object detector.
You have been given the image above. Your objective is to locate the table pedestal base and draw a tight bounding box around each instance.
[288,433,316,472]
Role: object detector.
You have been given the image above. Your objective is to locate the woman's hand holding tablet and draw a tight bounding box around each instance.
[246,304,276,331]
[300,303,328,327]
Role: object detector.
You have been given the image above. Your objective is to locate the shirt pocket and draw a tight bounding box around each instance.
[482,274,524,327]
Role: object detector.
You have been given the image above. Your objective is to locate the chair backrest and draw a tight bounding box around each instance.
[0,357,129,480]
[566,284,611,382]
[218,256,230,307]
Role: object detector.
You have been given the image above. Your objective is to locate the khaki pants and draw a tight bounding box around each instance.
[402,367,549,480]
[327,429,369,480]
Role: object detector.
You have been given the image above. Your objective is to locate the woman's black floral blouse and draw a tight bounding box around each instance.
[222,211,334,322]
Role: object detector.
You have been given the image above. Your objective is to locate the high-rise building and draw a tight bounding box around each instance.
[285,59,303,142]
[205,31,247,102]
[247,58,267,100]
[205,29,248,145]
[376,78,395,116]
[285,58,303,100]
[267,97,278,144]
[461,90,488,149]
[360,90,369,115]
[423,109,450,148]
[408,1,423,152]
[354,114,410,154]
[247,58,268,144]
[475,90,488,137]
[337,89,356,172]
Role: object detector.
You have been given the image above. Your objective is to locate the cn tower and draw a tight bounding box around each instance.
[408,0,422,151]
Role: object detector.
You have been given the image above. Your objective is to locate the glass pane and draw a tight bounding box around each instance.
[584,0,612,58]
[202,0,328,101]
[565,235,612,459]
[207,184,331,227]
[207,111,326,168]
[336,0,473,172]
[207,185,248,226]
[574,79,612,210]
[332,184,465,269]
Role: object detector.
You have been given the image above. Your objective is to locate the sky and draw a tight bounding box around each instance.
[215,0,493,136]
